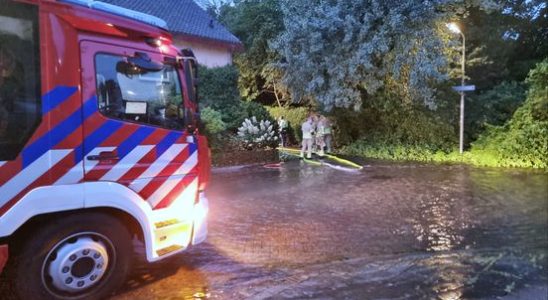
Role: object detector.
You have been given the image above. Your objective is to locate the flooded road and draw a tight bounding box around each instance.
[2,160,545,299]
[111,160,547,299]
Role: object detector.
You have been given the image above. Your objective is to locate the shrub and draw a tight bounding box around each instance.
[198,65,278,132]
[341,60,548,169]
[199,65,241,109]
[199,107,226,152]
[237,116,278,149]
[525,59,548,122]
[266,106,308,143]
[242,101,274,124]
[200,107,226,135]
[470,60,548,168]
[198,65,247,131]
[332,103,456,152]
[466,81,526,141]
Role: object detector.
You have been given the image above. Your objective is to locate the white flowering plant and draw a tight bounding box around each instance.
[237,116,278,149]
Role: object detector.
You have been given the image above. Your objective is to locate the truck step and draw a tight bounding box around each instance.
[154,219,181,229]
[156,244,184,256]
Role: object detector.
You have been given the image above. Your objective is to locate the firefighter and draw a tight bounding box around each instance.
[315,115,326,156]
[309,113,318,152]
[278,116,288,147]
[323,116,334,153]
[300,116,314,159]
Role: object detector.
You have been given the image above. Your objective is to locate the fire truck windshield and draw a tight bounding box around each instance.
[95,53,185,130]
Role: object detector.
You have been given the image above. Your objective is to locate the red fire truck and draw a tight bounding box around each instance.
[0,0,211,298]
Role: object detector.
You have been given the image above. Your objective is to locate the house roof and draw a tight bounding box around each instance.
[100,0,241,46]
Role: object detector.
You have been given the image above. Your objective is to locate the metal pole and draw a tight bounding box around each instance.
[459,33,466,154]
[459,92,464,154]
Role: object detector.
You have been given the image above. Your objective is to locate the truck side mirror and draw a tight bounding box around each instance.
[196,111,205,134]
[184,110,196,134]
[127,52,163,71]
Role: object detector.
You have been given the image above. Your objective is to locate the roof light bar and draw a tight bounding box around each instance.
[58,0,169,31]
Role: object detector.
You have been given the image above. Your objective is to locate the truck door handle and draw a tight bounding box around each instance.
[87,151,119,161]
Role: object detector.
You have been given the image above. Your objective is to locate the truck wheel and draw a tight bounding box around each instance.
[11,213,132,300]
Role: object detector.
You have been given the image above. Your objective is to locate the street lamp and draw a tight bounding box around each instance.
[446,22,466,154]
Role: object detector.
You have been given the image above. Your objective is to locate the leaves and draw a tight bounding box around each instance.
[468,59,548,168]
[218,0,286,103]
[200,107,227,135]
[466,81,526,140]
[270,0,502,110]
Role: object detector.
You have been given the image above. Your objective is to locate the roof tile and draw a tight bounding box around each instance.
[101,0,241,45]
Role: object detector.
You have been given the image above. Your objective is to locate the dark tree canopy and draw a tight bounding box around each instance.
[217,0,286,104]
[271,0,499,110]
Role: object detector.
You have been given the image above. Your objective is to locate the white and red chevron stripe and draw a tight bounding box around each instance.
[0,158,23,185]
[154,174,199,210]
[54,147,116,185]
[123,144,186,184]
[100,145,155,182]
[128,144,187,192]
[0,85,200,217]
[132,147,192,199]
[145,151,198,208]
[55,141,197,211]
[0,150,72,208]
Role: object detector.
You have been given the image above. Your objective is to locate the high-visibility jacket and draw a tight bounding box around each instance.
[302,120,314,139]
[316,123,325,136]
[324,124,332,134]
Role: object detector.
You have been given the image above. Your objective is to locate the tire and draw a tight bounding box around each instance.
[10,212,132,300]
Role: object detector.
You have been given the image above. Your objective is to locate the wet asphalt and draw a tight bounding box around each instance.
[111,159,548,300]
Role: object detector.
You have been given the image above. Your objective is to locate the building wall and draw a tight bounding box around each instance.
[173,36,233,68]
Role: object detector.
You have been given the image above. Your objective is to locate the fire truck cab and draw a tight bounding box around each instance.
[0,0,211,299]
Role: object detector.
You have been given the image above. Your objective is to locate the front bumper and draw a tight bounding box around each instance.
[0,244,8,274]
[191,192,209,245]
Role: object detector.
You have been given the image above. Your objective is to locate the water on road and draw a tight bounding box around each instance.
[113,160,547,299]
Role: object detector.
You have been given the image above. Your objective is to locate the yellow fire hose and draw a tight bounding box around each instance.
[323,153,363,170]
[303,157,323,166]
[278,148,322,166]
[278,147,301,153]
[278,147,363,170]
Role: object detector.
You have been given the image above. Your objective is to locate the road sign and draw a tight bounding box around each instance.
[452,85,476,92]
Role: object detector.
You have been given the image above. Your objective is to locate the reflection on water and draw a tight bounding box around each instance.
[413,195,464,252]
[183,290,210,300]
[425,254,467,300]
[109,160,548,299]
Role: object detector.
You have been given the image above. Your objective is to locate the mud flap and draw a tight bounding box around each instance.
[192,192,209,245]
[0,244,8,274]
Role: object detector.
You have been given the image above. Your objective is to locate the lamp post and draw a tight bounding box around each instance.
[447,22,466,154]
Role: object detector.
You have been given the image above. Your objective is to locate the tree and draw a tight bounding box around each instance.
[458,1,548,90]
[466,81,526,140]
[502,0,547,80]
[272,0,495,110]
[453,0,547,142]
[194,0,230,16]
[198,65,247,130]
[472,59,548,168]
[217,0,286,104]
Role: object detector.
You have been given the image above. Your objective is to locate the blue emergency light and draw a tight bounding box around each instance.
[58,0,169,31]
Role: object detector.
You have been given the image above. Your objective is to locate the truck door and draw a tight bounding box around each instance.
[80,41,198,209]
[0,1,61,215]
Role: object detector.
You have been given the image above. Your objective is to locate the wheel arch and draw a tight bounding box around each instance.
[6,207,143,251]
[1,182,157,261]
